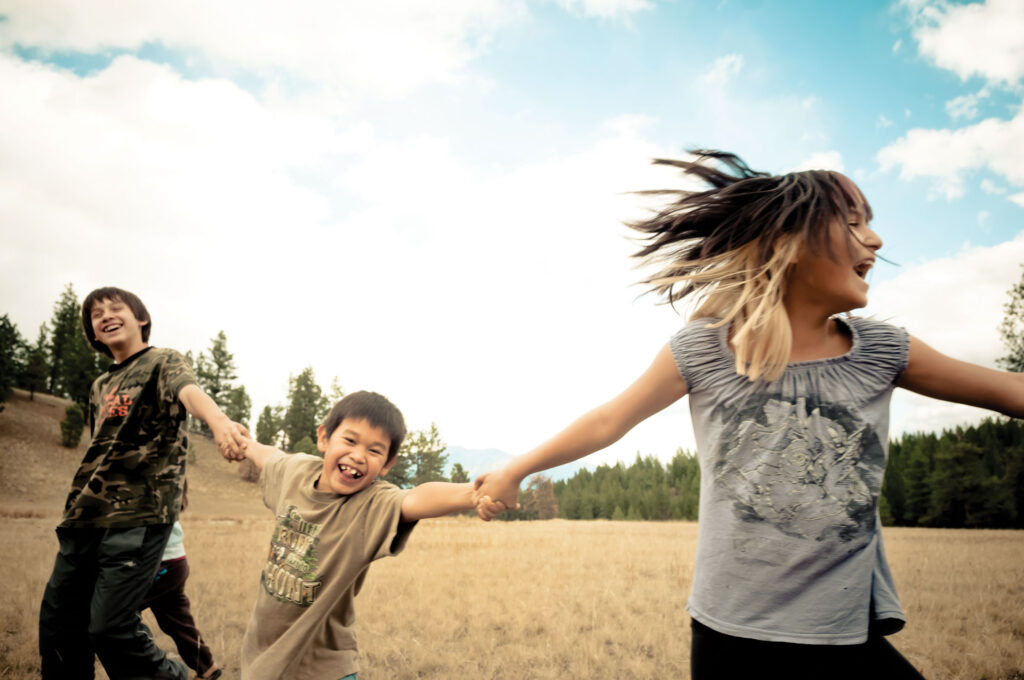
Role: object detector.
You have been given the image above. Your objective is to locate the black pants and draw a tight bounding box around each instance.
[690,619,925,680]
[39,524,186,680]
[140,556,216,676]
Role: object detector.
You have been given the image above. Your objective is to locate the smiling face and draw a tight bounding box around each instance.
[316,417,395,495]
[786,209,882,315]
[88,296,149,362]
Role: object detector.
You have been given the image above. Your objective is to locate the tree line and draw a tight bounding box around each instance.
[489,416,1024,529]
[3,268,1024,518]
[0,284,468,488]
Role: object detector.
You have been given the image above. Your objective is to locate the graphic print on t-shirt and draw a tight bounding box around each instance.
[262,505,323,606]
[95,386,135,429]
[712,393,885,542]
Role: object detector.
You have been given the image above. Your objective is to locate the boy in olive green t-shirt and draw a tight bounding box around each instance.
[234,390,483,680]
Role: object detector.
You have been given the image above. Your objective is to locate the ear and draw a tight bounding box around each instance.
[138,318,149,328]
[378,457,397,477]
[316,424,329,453]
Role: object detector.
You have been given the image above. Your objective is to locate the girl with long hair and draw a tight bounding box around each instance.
[474,150,1024,678]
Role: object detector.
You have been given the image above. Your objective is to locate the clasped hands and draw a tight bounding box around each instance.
[472,468,521,521]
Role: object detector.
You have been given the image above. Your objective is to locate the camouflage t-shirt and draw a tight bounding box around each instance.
[59,346,197,528]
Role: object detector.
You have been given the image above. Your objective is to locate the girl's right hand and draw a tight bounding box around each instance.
[474,468,521,518]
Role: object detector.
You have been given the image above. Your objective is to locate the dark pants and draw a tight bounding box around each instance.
[690,619,926,680]
[140,556,216,676]
[39,524,187,680]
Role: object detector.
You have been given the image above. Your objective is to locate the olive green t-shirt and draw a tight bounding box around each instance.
[59,347,196,528]
[241,451,416,680]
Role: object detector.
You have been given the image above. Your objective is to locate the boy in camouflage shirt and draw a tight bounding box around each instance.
[38,287,248,680]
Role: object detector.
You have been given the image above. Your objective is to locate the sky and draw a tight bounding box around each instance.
[1,0,1023,471]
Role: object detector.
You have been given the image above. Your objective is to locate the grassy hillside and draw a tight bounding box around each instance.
[0,388,264,520]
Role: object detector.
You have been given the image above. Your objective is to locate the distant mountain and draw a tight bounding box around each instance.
[443,445,590,483]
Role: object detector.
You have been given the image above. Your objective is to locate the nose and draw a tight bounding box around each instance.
[864,226,882,251]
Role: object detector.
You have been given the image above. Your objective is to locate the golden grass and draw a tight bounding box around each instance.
[1,390,1022,679]
[3,517,1022,679]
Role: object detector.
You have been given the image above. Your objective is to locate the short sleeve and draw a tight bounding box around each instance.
[847,317,910,388]
[158,349,198,405]
[260,450,290,511]
[359,482,416,562]
[669,318,734,392]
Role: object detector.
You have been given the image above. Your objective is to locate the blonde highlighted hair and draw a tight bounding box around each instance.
[630,150,872,381]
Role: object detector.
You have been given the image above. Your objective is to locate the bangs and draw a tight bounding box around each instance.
[829,171,873,223]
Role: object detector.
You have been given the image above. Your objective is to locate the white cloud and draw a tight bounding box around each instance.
[0,0,526,100]
[876,107,1024,200]
[877,114,894,128]
[551,0,653,20]
[945,91,987,120]
[0,47,693,462]
[1012,193,1024,207]
[700,53,744,87]
[977,210,990,225]
[892,38,903,54]
[980,178,1006,194]
[902,0,1024,86]
[793,151,844,172]
[865,231,1024,436]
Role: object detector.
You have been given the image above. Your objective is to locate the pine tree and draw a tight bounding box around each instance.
[196,331,238,410]
[0,314,25,411]
[449,462,470,484]
[47,284,104,405]
[22,324,50,400]
[997,265,1024,372]
[255,405,284,446]
[223,385,252,429]
[404,423,449,486]
[283,367,328,451]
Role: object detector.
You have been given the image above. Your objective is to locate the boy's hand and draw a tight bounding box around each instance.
[473,468,520,520]
[475,495,508,522]
[213,420,250,461]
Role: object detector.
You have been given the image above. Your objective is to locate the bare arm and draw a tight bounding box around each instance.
[178,383,250,459]
[401,482,475,522]
[898,335,1024,417]
[474,343,689,516]
[239,439,280,471]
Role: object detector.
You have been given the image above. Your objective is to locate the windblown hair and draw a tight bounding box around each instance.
[81,287,152,358]
[322,390,407,463]
[630,150,872,381]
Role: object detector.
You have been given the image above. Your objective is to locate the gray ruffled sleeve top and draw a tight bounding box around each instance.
[670,315,909,644]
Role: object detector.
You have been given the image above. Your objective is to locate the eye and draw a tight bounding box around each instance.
[343,437,356,445]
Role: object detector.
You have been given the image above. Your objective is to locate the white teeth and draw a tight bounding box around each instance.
[339,464,362,478]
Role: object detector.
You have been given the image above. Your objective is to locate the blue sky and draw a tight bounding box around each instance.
[1,0,1022,469]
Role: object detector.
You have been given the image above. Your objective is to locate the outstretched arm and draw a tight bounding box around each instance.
[238,439,279,471]
[474,342,689,519]
[401,482,476,522]
[898,336,1024,418]
[178,383,250,459]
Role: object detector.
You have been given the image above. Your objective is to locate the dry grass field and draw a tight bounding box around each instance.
[1,389,1023,679]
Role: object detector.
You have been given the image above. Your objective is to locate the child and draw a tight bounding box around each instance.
[474,151,1024,679]
[140,481,222,679]
[38,286,248,680]
[233,390,480,680]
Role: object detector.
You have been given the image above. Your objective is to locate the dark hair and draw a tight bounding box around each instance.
[81,287,152,358]
[322,391,407,463]
[630,149,872,306]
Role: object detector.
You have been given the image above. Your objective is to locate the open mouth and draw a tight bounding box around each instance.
[853,260,874,279]
[338,463,363,480]
[101,322,123,333]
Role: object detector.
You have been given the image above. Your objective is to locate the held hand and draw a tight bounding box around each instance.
[213,420,250,461]
[473,468,521,515]
[475,495,508,522]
